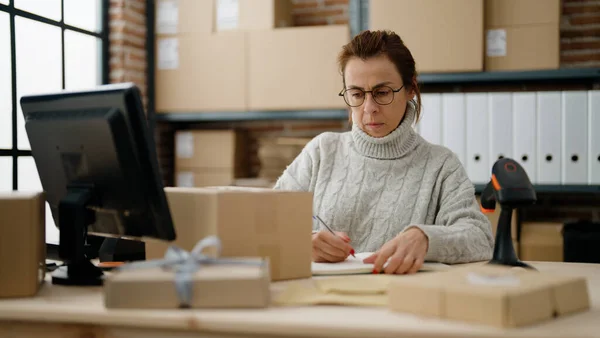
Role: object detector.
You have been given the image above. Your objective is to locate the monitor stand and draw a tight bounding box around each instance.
[488,207,535,270]
[51,186,104,286]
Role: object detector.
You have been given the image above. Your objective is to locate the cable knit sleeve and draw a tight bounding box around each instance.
[273,137,320,192]
[406,154,495,264]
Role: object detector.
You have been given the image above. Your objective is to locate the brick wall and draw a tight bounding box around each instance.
[109,0,148,108]
[560,0,600,67]
[292,0,349,26]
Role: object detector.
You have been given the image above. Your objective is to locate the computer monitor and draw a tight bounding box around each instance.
[20,83,176,286]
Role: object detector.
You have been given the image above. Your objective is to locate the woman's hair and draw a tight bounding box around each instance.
[337,30,421,122]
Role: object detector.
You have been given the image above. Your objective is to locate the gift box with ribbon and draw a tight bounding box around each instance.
[104,236,271,309]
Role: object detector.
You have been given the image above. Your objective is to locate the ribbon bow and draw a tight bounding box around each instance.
[118,236,260,308]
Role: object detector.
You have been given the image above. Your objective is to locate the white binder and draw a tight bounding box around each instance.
[418,94,442,145]
[562,91,588,185]
[466,93,489,184]
[489,93,513,169]
[589,90,600,185]
[442,93,466,166]
[512,92,537,183]
[537,92,562,184]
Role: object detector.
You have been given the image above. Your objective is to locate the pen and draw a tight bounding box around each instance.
[313,215,355,257]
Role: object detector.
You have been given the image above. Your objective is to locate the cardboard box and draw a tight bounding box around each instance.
[155,0,214,35]
[155,31,247,112]
[237,0,292,31]
[389,264,590,328]
[146,187,313,281]
[156,0,291,34]
[369,0,484,73]
[0,192,45,298]
[104,258,270,309]
[520,223,564,262]
[484,0,560,71]
[175,130,247,170]
[485,0,560,27]
[175,170,235,187]
[485,25,559,71]
[248,25,349,110]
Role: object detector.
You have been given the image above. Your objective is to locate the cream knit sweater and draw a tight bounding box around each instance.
[273,104,494,264]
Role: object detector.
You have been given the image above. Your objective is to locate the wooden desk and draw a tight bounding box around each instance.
[0,261,598,338]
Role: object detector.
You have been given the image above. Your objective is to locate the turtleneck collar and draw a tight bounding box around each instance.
[351,101,419,159]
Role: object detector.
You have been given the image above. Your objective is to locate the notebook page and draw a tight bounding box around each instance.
[311,252,450,275]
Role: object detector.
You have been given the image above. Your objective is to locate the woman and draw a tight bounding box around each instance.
[274,30,494,274]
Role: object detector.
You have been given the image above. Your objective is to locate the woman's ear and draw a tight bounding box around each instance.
[409,76,417,100]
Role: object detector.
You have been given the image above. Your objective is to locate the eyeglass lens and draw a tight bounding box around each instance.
[343,86,395,107]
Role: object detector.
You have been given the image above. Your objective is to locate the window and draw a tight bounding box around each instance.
[0,0,108,244]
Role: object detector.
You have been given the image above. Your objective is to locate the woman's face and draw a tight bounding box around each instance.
[343,55,414,138]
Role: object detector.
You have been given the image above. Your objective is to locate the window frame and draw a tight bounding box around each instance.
[0,0,109,190]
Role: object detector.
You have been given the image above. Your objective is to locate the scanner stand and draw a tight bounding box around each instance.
[488,207,535,270]
[52,186,104,286]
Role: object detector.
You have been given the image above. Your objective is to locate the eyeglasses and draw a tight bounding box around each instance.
[338,85,404,107]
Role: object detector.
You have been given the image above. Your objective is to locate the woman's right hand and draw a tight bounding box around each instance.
[311,231,354,263]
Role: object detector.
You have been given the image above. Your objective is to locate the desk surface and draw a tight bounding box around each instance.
[0,261,599,338]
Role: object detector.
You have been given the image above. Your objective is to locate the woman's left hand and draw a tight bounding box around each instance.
[363,227,429,274]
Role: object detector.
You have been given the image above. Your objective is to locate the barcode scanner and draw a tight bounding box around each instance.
[480,158,537,269]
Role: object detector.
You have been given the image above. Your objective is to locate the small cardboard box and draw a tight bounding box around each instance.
[389,264,589,328]
[174,130,248,172]
[104,258,270,309]
[0,192,46,298]
[484,0,560,71]
[248,25,349,110]
[370,0,484,73]
[155,0,214,35]
[236,0,292,31]
[146,187,313,281]
[155,31,247,112]
[520,223,564,262]
[156,0,292,34]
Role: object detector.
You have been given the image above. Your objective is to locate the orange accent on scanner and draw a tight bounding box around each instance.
[480,206,495,214]
[491,174,501,191]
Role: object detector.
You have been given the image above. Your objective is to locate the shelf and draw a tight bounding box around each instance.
[155,109,349,123]
[419,67,600,86]
[154,68,600,123]
[474,184,600,195]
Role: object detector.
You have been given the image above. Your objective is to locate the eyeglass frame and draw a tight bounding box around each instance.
[338,85,405,107]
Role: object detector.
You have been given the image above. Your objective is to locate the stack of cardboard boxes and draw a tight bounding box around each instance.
[484,0,560,71]
[257,136,312,181]
[174,130,248,187]
[369,0,560,72]
[155,0,350,113]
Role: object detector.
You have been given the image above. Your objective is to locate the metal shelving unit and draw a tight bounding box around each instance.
[155,109,348,123]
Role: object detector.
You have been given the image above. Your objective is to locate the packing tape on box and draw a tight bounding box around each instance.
[118,236,263,308]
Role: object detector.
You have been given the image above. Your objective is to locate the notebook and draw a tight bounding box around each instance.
[311,252,451,275]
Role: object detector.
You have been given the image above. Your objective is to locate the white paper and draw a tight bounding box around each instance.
[177,172,194,187]
[156,0,179,34]
[467,272,520,287]
[311,252,450,276]
[175,131,194,158]
[486,29,507,57]
[216,0,239,31]
[157,38,179,70]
